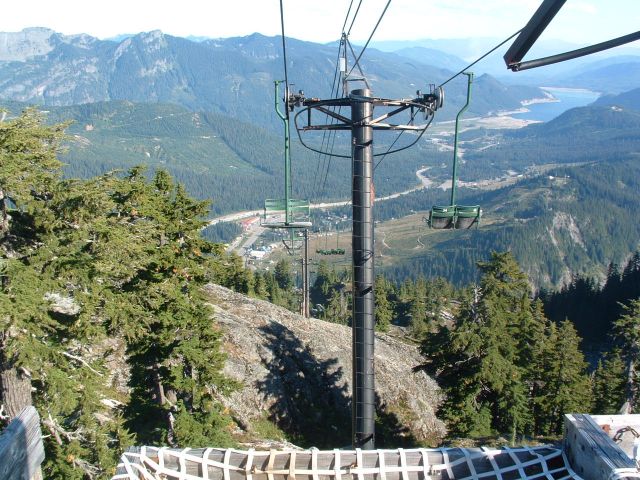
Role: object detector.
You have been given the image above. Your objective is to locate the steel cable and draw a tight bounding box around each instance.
[348,0,392,76]
[439,29,523,87]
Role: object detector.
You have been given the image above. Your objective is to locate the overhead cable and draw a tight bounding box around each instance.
[439,29,522,87]
[341,0,356,35]
[312,41,344,198]
[347,0,364,36]
[348,0,392,76]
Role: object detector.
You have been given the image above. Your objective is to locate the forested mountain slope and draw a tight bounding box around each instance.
[1,100,436,214]
[595,87,640,110]
[381,105,640,289]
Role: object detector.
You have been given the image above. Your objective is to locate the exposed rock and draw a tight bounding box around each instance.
[204,284,445,447]
[43,291,81,316]
[0,28,56,62]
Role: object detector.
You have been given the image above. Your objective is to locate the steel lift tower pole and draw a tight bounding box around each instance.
[292,85,443,449]
[351,89,375,448]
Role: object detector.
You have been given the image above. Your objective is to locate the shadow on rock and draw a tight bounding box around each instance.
[375,394,420,448]
[256,322,351,448]
[256,321,423,449]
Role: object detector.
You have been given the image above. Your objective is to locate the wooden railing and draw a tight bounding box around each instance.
[0,406,44,480]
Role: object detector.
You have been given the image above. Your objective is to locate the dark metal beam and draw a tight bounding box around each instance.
[511,30,640,71]
[503,0,566,67]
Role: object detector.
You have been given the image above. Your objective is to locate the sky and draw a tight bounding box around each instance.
[0,0,638,47]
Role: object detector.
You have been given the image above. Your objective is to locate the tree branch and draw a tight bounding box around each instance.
[62,352,103,376]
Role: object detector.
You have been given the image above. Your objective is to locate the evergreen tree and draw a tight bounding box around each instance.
[420,253,530,437]
[612,299,640,413]
[420,252,592,438]
[274,258,293,291]
[374,275,392,332]
[253,271,269,299]
[1,110,132,477]
[536,320,592,434]
[593,349,627,414]
[1,110,238,477]
[408,277,429,338]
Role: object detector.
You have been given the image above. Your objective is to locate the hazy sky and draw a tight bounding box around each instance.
[1,0,638,46]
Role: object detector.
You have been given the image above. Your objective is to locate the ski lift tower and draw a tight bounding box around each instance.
[291,55,444,448]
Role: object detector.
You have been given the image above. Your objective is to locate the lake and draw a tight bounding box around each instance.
[512,88,601,122]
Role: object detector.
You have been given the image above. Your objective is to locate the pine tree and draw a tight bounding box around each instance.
[419,252,592,438]
[408,277,429,338]
[536,320,592,434]
[274,258,293,291]
[1,109,238,477]
[374,275,392,332]
[1,111,133,477]
[593,349,627,414]
[612,299,640,413]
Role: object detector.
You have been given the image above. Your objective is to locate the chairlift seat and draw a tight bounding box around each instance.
[261,198,312,229]
[428,205,481,229]
[429,205,456,229]
[316,248,346,256]
[454,205,481,229]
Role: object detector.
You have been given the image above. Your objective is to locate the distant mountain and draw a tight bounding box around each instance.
[372,38,582,60]
[0,28,543,126]
[0,27,104,62]
[525,104,640,136]
[393,46,466,72]
[551,61,640,94]
[593,87,640,111]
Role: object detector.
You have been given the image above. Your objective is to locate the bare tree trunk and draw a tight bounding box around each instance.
[153,363,178,446]
[0,190,8,236]
[0,355,33,420]
[620,358,635,414]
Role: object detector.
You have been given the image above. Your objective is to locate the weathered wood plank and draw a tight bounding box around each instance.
[564,413,638,480]
[0,406,45,480]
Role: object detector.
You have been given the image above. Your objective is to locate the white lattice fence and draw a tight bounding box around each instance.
[113,445,583,480]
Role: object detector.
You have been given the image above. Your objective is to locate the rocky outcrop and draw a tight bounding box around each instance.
[204,284,445,447]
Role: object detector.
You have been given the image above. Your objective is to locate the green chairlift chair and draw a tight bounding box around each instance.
[428,72,482,230]
[261,81,313,253]
[316,226,345,256]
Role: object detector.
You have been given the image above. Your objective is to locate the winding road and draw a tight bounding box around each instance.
[207,167,433,227]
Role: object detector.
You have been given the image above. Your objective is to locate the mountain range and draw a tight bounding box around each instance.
[0,27,542,127]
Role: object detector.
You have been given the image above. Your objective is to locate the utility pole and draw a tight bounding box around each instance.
[291,85,443,449]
